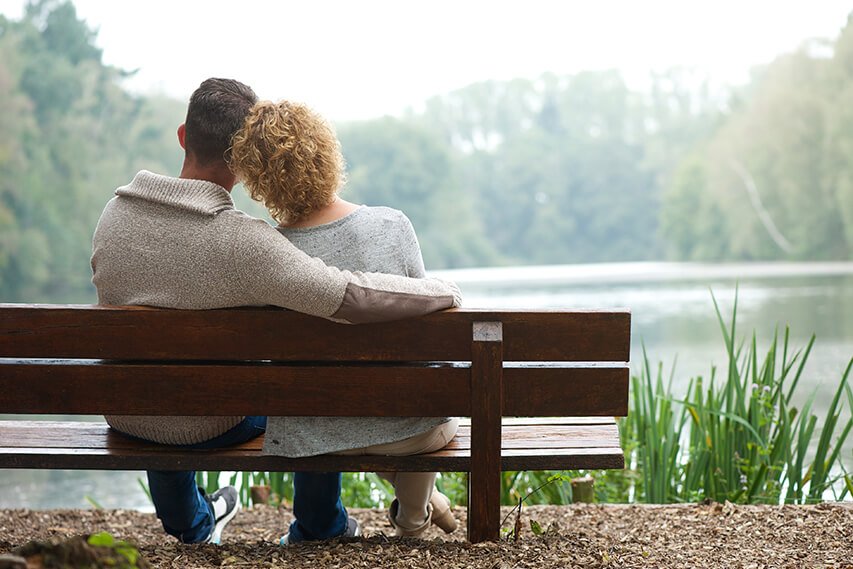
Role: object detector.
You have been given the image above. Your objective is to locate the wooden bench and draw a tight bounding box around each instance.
[0,304,630,542]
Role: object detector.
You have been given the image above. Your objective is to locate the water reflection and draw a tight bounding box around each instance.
[0,416,153,510]
[1,468,151,510]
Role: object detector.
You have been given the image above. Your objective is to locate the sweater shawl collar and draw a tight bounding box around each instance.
[115,170,234,216]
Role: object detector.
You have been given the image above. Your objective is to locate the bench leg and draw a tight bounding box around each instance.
[468,322,503,542]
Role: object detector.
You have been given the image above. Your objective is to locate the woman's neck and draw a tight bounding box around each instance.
[282,197,360,228]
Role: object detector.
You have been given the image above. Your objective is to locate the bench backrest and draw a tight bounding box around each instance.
[0,304,630,418]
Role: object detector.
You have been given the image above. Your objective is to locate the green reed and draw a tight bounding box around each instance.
[458,290,852,507]
[627,290,852,504]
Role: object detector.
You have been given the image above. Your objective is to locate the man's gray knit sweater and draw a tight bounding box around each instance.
[91,171,461,445]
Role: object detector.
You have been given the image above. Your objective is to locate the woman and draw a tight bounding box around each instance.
[230,100,458,539]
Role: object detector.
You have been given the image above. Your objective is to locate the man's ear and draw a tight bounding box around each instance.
[177,124,186,149]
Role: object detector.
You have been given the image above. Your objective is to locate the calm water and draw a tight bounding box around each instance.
[435,262,853,416]
[2,262,851,509]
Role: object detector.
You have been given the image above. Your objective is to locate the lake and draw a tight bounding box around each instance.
[434,261,853,414]
[2,261,851,509]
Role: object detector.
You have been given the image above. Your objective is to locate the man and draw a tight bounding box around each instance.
[90,78,461,545]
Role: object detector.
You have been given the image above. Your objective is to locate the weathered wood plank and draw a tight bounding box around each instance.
[0,362,471,416]
[503,365,629,417]
[0,361,629,417]
[0,305,631,362]
[499,449,624,471]
[465,417,619,426]
[0,448,625,472]
[0,422,621,449]
[0,420,623,471]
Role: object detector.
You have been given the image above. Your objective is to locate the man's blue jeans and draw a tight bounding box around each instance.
[146,416,347,543]
[285,472,348,543]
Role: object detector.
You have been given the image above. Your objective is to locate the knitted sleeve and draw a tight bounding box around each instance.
[396,212,427,279]
[230,215,461,323]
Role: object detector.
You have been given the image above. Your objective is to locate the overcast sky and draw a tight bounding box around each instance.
[1,1,851,121]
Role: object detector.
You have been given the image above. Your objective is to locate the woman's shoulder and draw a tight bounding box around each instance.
[354,205,410,223]
[353,205,416,233]
[275,205,410,244]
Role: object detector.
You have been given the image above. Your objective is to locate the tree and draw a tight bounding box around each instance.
[0,1,191,301]
[337,117,497,268]
[660,15,853,261]
[428,71,665,265]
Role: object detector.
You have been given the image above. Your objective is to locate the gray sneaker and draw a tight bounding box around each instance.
[280,517,361,545]
[205,486,240,544]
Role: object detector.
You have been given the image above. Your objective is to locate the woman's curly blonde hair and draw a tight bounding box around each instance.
[229,100,346,224]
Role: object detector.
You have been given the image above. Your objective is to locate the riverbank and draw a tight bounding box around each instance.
[2,503,851,568]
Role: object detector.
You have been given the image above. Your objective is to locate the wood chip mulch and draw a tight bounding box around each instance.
[1,502,851,568]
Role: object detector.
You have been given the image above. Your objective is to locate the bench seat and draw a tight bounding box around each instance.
[0,417,623,472]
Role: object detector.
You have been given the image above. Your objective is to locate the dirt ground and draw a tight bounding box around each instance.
[1,502,851,568]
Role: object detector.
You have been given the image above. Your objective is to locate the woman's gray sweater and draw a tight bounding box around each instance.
[263,206,450,457]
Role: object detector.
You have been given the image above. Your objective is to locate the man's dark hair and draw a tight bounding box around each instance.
[184,78,258,165]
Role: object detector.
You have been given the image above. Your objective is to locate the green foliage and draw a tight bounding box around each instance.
[625,290,852,504]
[196,470,220,495]
[0,1,187,302]
[415,70,683,266]
[87,531,142,568]
[197,470,451,509]
[84,494,103,509]
[660,21,853,261]
[337,117,498,269]
[136,477,151,504]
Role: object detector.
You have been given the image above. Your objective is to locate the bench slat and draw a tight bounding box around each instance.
[0,362,471,417]
[0,422,621,450]
[0,448,625,472]
[0,420,624,471]
[0,305,631,362]
[478,417,619,425]
[0,361,628,417]
[505,365,627,417]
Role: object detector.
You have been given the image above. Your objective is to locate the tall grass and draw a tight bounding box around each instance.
[492,290,852,506]
[196,291,852,508]
[628,291,852,504]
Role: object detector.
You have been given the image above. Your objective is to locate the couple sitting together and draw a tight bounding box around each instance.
[90,79,462,545]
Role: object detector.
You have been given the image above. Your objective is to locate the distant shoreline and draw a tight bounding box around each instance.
[430,261,853,287]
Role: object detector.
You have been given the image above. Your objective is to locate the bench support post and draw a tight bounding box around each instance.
[468,321,503,542]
